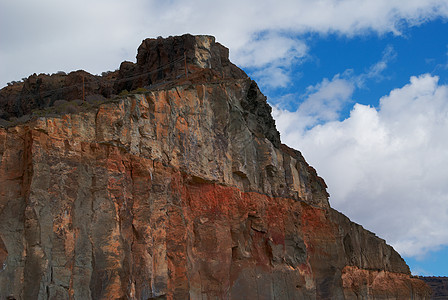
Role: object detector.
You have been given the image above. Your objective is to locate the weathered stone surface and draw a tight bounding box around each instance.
[0,71,115,119]
[0,35,431,299]
[115,34,247,93]
[342,266,431,299]
[0,34,246,120]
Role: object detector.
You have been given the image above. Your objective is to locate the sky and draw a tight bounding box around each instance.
[1,0,448,276]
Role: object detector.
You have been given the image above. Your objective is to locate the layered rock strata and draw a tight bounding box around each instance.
[0,35,431,299]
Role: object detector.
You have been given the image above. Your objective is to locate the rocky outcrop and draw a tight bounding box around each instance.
[0,35,431,299]
[342,267,431,299]
[115,34,246,93]
[0,35,246,120]
[420,277,448,299]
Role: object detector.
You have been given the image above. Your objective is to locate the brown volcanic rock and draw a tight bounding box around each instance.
[342,266,431,299]
[0,34,246,120]
[0,35,431,299]
[0,71,115,119]
[114,35,247,92]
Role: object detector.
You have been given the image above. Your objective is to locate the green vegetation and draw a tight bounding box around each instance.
[119,89,129,96]
[130,87,149,94]
[119,87,149,96]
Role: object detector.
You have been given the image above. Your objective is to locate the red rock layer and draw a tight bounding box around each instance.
[342,266,430,299]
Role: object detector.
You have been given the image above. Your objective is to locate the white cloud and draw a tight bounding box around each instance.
[273,75,355,133]
[232,33,308,89]
[252,66,293,89]
[357,46,397,86]
[271,48,393,130]
[299,75,355,124]
[2,0,448,87]
[232,33,307,69]
[274,74,448,258]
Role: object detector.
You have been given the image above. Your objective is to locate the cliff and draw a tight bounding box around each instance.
[0,34,431,299]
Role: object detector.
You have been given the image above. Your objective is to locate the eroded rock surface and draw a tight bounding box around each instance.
[0,34,245,120]
[0,35,431,299]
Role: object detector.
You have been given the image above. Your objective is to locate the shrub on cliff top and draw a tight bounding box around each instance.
[119,89,129,96]
[131,87,149,94]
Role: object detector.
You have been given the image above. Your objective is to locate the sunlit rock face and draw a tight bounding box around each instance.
[0,35,431,299]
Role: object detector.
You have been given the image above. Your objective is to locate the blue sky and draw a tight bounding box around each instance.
[406,246,448,276]
[252,19,448,113]
[1,0,448,276]
[290,19,448,107]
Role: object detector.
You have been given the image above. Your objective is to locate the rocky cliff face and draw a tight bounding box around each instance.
[0,35,431,299]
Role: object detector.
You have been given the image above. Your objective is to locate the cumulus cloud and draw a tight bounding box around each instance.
[252,66,294,89]
[232,33,308,89]
[273,46,394,130]
[1,0,448,87]
[231,33,307,69]
[299,75,355,124]
[273,74,448,257]
[275,74,356,134]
